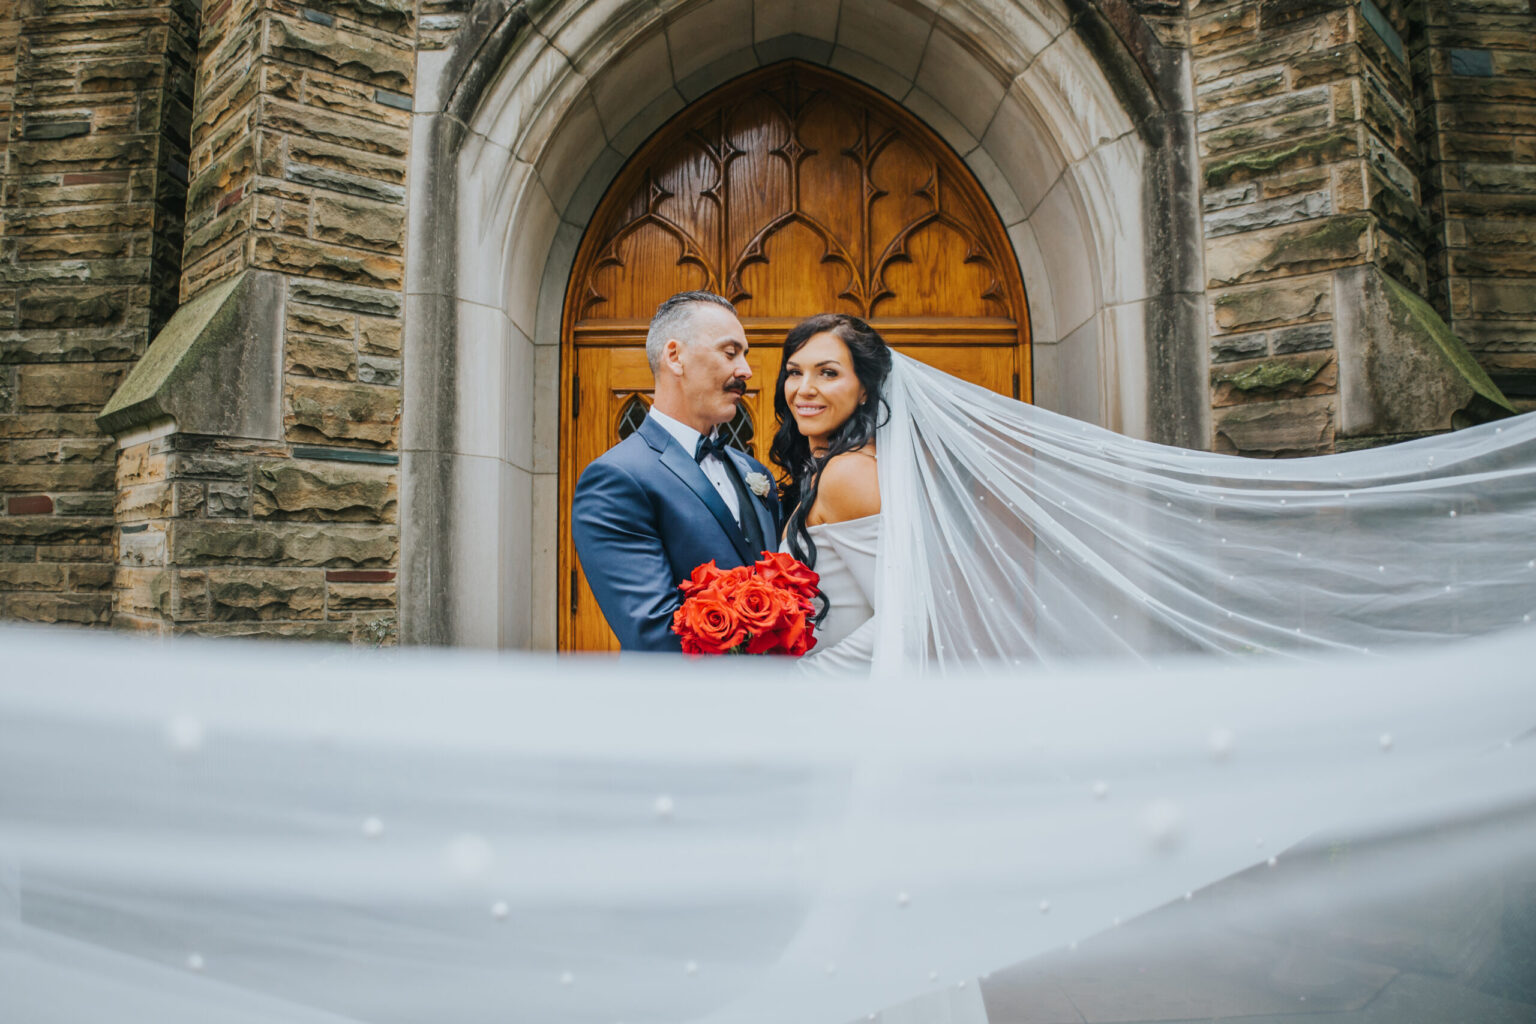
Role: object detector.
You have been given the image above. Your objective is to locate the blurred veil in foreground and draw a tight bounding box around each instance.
[3,626,1535,1023]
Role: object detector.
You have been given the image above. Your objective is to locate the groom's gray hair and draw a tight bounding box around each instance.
[646,291,737,372]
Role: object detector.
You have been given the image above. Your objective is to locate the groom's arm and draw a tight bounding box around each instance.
[572,459,684,653]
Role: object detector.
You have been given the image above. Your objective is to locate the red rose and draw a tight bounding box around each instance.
[734,578,783,635]
[673,589,747,654]
[753,551,820,600]
[678,560,725,599]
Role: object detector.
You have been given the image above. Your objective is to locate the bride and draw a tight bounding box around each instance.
[768,314,1536,673]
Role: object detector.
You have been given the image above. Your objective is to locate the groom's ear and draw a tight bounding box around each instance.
[662,337,687,376]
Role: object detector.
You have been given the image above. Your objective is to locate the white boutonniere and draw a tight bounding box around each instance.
[745,472,772,498]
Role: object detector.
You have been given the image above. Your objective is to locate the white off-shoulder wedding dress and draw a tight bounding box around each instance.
[795,516,880,672]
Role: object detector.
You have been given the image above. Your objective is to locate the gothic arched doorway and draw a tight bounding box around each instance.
[559,61,1032,650]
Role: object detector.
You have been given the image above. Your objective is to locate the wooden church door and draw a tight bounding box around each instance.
[560,62,1031,651]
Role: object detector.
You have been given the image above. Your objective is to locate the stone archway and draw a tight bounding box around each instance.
[402,0,1203,649]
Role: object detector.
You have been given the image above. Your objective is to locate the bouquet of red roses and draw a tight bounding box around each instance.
[671,552,820,656]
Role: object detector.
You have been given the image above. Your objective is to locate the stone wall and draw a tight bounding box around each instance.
[1192,0,1522,456]
[1414,0,1536,412]
[103,0,412,639]
[0,0,194,626]
[1193,0,1415,454]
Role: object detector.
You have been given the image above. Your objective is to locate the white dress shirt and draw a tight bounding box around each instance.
[647,407,742,521]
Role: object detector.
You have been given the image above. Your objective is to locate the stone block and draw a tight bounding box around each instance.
[1204,190,1331,237]
[170,451,251,479]
[288,278,402,317]
[1198,86,1330,133]
[286,160,407,204]
[311,195,404,252]
[114,566,171,619]
[1191,4,1258,49]
[287,302,356,339]
[119,526,167,566]
[1212,274,1333,331]
[1203,128,1358,189]
[170,520,397,567]
[1196,69,1287,110]
[0,463,115,492]
[265,100,409,160]
[1273,322,1335,353]
[1194,15,1349,84]
[116,444,168,486]
[0,563,67,591]
[69,564,114,592]
[357,354,400,385]
[207,481,251,516]
[285,379,400,447]
[173,570,209,622]
[252,460,397,521]
[358,316,401,355]
[206,567,326,621]
[1212,351,1337,406]
[3,591,112,625]
[1214,395,1335,455]
[253,234,403,289]
[1470,281,1536,317]
[16,364,121,411]
[1205,215,1371,287]
[0,516,113,545]
[1203,183,1259,212]
[265,14,412,89]
[286,334,357,380]
[54,493,113,516]
[179,619,354,641]
[326,580,395,611]
[17,287,128,329]
[0,413,104,439]
[174,481,206,516]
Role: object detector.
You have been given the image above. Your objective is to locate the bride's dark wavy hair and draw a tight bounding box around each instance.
[769,313,892,569]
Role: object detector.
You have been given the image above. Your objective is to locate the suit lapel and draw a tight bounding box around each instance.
[726,447,778,551]
[642,417,755,565]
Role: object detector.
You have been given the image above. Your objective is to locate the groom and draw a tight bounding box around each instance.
[573,291,782,651]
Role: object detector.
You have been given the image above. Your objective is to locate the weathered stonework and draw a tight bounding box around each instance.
[1191,0,1522,453]
[89,0,413,640]
[1412,1,1536,413]
[1,0,1530,645]
[0,0,195,628]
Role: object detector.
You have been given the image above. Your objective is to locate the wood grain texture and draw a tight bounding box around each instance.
[560,62,1032,650]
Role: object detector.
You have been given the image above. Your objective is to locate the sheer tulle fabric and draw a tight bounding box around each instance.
[871,353,1536,672]
[2,629,1535,1024]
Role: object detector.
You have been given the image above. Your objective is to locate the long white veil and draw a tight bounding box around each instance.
[4,358,1536,1023]
[873,353,1536,672]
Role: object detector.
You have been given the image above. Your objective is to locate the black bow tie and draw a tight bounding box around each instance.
[694,433,730,463]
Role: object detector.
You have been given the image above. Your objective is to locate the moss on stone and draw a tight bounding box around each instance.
[1265,215,1372,268]
[1204,130,1355,189]
[1217,357,1329,391]
[1379,272,1516,413]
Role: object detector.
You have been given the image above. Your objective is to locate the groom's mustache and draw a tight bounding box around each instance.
[723,380,746,396]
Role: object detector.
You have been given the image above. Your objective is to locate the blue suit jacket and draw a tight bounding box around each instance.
[572,414,782,651]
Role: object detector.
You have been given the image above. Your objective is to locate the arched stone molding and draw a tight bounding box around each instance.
[402,0,1204,648]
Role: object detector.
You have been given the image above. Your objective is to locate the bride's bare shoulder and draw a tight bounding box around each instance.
[807,447,880,525]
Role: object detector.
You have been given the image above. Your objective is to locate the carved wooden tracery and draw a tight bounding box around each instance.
[571,62,1023,324]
